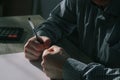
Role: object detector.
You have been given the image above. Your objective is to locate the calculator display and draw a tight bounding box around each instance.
[0,27,24,41]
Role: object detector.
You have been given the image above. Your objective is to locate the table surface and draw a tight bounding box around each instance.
[0,52,50,80]
[0,15,45,54]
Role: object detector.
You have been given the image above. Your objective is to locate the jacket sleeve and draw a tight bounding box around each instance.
[63,41,120,80]
[36,0,77,44]
[63,59,120,80]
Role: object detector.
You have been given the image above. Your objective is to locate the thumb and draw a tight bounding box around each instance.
[39,36,51,49]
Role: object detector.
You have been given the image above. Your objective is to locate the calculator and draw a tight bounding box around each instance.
[0,27,24,41]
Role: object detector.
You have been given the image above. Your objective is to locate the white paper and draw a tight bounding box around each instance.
[0,52,50,80]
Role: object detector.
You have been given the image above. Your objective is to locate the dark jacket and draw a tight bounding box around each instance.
[36,0,120,80]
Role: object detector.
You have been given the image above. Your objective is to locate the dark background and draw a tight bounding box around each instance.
[0,0,61,19]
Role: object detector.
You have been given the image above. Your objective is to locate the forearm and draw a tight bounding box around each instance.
[63,58,120,80]
[35,0,76,44]
[63,58,87,80]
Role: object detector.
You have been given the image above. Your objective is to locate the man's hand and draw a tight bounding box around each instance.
[24,36,51,61]
[41,45,70,79]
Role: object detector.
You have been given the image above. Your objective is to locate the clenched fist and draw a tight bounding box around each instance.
[41,45,70,79]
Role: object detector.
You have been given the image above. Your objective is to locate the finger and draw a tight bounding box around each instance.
[41,46,63,63]
[41,53,63,79]
[24,36,51,52]
[42,48,59,66]
[25,44,43,57]
[49,45,69,57]
[42,46,57,59]
[43,69,55,78]
[42,65,55,78]
[41,59,46,68]
[42,49,49,60]
[47,45,63,54]
[24,39,45,57]
[41,56,60,70]
[31,36,51,49]
[41,58,53,70]
[25,51,39,60]
[40,36,51,48]
[27,38,45,51]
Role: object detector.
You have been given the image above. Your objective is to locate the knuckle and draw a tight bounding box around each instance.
[36,46,43,51]
[24,43,28,49]
[41,61,44,67]
[42,54,46,60]
[24,42,31,50]
[24,49,27,53]
[58,47,63,51]
[27,37,35,43]
[42,53,49,62]
[52,45,63,50]
[44,49,48,53]
[28,38,32,42]
[24,50,29,56]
